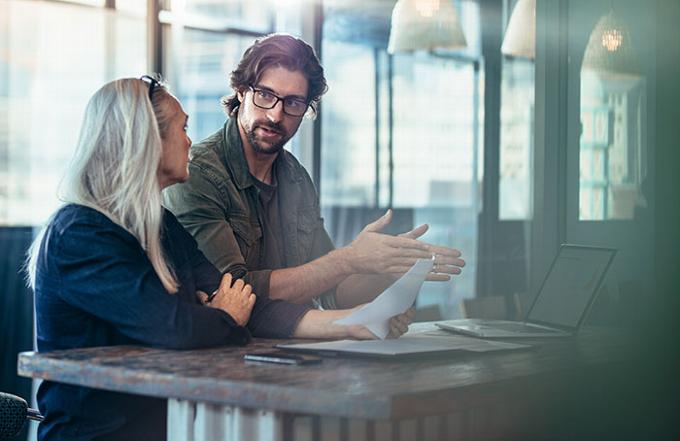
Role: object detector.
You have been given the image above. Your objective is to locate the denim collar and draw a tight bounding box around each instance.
[221,115,303,191]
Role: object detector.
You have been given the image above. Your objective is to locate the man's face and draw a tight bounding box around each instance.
[236,66,309,156]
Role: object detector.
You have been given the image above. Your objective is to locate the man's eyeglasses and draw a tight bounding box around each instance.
[249,86,309,117]
[140,75,160,99]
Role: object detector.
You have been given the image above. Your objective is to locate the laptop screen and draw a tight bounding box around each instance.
[527,245,616,329]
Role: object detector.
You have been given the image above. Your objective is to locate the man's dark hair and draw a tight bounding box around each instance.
[221,33,328,116]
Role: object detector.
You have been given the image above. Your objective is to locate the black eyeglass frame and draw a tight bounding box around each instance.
[248,85,310,117]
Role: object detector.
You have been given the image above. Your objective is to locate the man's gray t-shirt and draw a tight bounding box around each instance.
[251,171,286,272]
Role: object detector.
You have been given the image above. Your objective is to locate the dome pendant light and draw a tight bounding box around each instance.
[387,0,467,54]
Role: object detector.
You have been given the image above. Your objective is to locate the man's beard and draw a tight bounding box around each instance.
[246,121,289,155]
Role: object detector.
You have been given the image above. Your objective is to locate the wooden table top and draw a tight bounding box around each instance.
[18,324,632,420]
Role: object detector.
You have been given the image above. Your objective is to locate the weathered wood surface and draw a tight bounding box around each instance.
[18,325,631,420]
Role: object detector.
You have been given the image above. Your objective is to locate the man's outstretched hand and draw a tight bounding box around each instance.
[343,209,465,280]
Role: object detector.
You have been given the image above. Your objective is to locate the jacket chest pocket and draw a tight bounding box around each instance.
[295,211,318,263]
[230,217,263,266]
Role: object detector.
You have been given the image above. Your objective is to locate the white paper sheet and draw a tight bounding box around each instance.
[334,258,434,339]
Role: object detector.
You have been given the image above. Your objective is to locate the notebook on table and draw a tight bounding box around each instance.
[436,244,616,338]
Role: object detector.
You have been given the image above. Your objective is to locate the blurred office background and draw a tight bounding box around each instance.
[1,1,678,439]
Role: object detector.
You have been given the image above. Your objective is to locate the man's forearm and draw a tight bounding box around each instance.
[334,274,397,309]
[268,247,353,304]
[292,307,412,340]
[292,309,352,338]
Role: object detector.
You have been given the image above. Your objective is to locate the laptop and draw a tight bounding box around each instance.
[276,334,530,359]
[436,244,616,338]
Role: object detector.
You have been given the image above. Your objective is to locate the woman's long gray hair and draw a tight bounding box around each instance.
[26,77,179,293]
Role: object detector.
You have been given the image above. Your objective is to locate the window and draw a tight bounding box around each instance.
[320,0,483,318]
[320,41,377,207]
[166,28,254,142]
[579,71,647,220]
[391,53,482,312]
[176,0,273,31]
[0,0,146,226]
[162,0,303,146]
[499,57,534,220]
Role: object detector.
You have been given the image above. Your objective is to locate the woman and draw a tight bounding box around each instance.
[26,76,413,441]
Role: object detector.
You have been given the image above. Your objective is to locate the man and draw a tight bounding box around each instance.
[164,33,465,309]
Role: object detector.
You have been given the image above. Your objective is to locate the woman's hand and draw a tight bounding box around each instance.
[197,273,256,326]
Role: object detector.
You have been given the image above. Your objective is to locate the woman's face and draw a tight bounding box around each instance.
[158,96,191,189]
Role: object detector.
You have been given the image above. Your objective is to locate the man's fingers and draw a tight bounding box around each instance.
[392,319,408,333]
[362,209,392,233]
[426,245,463,258]
[385,265,416,274]
[399,224,429,239]
[381,235,431,251]
[397,312,414,325]
[386,261,464,277]
[425,273,452,282]
[391,315,409,330]
[433,256,466,268]
[387,254,442,268]
[389,318,408,336]
[386,322,401,339]
[394,313,412,329]
[247,293,256,307]
[386,248,433,260]
[242,284,252,297]
[432,264,463,275]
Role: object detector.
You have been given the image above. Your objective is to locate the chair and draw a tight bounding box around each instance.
[0,392,43,439]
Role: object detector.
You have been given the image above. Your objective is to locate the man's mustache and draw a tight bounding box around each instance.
[254,121,285,135]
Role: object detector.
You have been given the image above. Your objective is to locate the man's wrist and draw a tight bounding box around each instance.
[328,246,355,276]
[294,309,351,339]
[328,310,354,339]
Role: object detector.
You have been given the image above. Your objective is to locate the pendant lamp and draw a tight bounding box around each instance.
[501,0,535,59]
[387,0,467,54]
[582,10,640,78]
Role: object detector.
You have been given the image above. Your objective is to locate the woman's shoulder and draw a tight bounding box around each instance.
[40,205,146,269]
[50,204,118,235]
[48,204,140,252]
